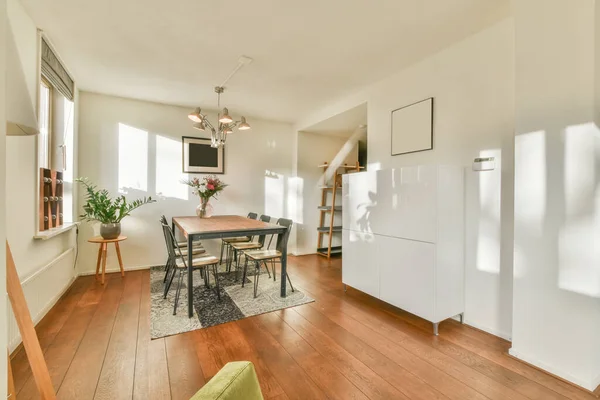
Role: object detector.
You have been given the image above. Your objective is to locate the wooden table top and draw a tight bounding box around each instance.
[88,235,128,243]
[172,215,284,236]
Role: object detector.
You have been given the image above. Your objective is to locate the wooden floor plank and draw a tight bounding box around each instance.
[206,322,285,399]
[133,270,170,400]
[165,332,205,400]
[288,262,572,400]
[252,312,367,400]
[11,276,95,394]
[236,316,328,400]
[288,258,594,400]
[12,255,597,400]
[17,277,107,399]
[297,303,530,400]
[58,273,125,400]
[94,271,143,400]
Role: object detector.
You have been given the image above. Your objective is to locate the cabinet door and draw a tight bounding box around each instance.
[342,229,379,298]
[379,236,435,322]
[345,171,378,234]
[375,166,437,243]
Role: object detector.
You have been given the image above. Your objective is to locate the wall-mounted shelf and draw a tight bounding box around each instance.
[317,226,342,233]
[318,206,342,211]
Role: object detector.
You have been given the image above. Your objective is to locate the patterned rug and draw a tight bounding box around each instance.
[149,263,314,339]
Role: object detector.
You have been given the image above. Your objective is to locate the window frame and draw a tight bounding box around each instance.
[38,75,53,169]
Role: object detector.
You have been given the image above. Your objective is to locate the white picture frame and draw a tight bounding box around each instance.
[391,97,434,156]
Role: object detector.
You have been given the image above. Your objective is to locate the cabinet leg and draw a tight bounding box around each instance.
[433,322,439,336]
[459,313,464,324]
[343,284,347,293]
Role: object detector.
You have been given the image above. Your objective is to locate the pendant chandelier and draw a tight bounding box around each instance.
[187,86,250,148]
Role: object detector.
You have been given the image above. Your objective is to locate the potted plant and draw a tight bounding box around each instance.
[76,178,156,239]
[181,175,227,218]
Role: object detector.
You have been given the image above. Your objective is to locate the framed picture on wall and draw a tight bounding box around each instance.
[391,97,434,156]
[182,136,225,174]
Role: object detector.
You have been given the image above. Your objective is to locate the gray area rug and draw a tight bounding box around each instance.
[150,263,314,339]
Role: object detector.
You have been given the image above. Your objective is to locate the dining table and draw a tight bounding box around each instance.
[172,215,290,318]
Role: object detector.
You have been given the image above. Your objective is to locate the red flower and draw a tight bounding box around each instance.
[206,183,215,190]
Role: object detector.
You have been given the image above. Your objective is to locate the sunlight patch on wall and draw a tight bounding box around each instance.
[514,131,546,231]
[287,177,304,224]
[514,130,546,279]
[558,123,600,297]
[265,170,284,218]
[118,123,148,193]
[156,135,188,200]
[476,149,502,274]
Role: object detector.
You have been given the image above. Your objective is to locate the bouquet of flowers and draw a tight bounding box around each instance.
[181,175,228,217]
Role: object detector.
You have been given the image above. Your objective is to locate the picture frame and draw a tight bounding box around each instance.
[182,136,225,174]
[391,97,434,156]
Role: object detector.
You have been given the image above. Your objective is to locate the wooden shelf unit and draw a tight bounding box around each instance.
[316,161,362,259]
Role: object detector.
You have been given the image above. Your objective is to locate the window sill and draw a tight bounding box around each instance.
[34,222,79,240]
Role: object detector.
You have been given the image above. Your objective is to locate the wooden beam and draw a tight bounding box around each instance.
[7,352,15,400]
[6,242,56,399]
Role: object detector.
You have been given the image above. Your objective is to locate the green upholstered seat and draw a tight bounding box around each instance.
[190,361,264,400]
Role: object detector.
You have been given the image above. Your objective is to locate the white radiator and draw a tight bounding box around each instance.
[7,247,76,352]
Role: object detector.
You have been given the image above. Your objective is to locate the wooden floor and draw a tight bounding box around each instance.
[11,255,597,400]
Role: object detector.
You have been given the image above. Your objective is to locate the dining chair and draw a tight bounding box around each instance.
[242,218,295,298]
[229,215,272,278]
[161,220,221,315]
[160,215,205,284]
[220,212,258,266]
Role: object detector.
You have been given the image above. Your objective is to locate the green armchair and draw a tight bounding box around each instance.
[190,361,264,400]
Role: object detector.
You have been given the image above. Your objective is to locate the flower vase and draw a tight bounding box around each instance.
[196,198,214,218]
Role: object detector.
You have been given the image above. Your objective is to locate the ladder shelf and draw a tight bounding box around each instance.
[316,161,362,259]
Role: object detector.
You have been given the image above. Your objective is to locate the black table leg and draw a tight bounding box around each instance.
[188,235,194,318]
[280,245,287,297]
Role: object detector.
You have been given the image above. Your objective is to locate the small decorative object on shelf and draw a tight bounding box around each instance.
[39,168,64,231]
[76,178,156,239]
[181,175,227,218]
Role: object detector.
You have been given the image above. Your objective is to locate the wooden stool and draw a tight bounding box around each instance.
[88,235,127,285]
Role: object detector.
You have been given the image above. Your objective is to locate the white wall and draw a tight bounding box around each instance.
[511,0,600,391]
[297,19,516,339]
[0,0,8,396]
[296,131,357,255]
[77,92,295,274]
[5,0,78,351]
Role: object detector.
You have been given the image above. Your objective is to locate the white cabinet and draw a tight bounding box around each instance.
[342,165,464,333]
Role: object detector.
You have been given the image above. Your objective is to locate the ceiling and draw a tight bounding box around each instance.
[303,103,367,138]
[21,0,510,123]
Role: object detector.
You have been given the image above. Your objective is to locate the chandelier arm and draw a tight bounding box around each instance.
[203,119,215,130]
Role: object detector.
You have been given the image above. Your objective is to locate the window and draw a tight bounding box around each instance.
[38,77,75,222]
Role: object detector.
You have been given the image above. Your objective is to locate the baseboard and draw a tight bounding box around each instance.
[78,264,154,276]
[290,250,316,256]
[508,348,598,392]
[462,318,512,342]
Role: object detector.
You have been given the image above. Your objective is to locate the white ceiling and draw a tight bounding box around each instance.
[303,103,367,138]
[21,0,509,123]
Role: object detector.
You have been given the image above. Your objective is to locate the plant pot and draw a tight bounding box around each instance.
[196,199,214,218]
[100,223,121,240]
